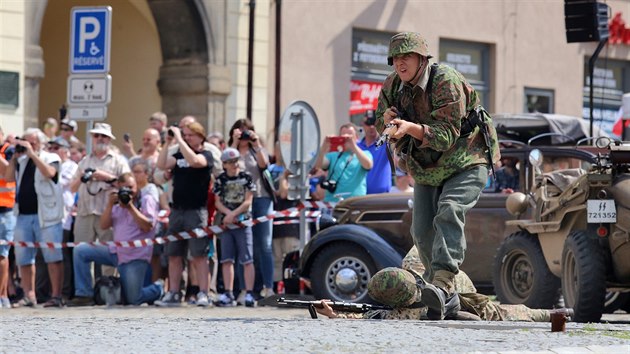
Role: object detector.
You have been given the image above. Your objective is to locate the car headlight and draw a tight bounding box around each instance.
[316,214,337,233]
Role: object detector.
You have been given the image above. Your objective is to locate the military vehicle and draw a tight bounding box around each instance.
[495,138,630,322]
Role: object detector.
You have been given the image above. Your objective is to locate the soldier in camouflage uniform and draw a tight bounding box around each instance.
[375,32,500,320]
[319,246,558,321]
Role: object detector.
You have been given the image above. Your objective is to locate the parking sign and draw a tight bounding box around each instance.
[69,7,111,74]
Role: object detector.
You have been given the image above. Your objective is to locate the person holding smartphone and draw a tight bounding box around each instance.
[314,123,373,202]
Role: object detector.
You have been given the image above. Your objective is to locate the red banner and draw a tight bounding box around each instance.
[349,80,382,115]
[609,12,630,45]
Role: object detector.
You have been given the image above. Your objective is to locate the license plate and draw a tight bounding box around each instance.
[587,200,617,223]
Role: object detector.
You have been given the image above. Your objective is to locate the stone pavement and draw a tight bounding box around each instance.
[1,306,630,353]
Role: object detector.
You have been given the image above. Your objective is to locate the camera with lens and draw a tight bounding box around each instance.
[14,137,26,154]
[365,110,376,126]
[81,168,96,183]
[167,124,178,138]
[117,187,133,205]
[241,130,252,140]
[319,179,337,193]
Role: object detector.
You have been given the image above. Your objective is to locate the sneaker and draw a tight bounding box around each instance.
[187,296,197,305]
[154,291,182,307]
[208,290,219,303]
[244,293,257,308]
[13,297,36,308]
[154,279,165,298]
[196,292,210,307]
[0,298,10,309]
[236,290,247,306]
[42,297,64,308]
[216,293,236,307]
[67,296,94,307]
[260,287,275,298]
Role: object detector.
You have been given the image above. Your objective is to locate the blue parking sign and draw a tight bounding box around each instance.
[69,7,111,74]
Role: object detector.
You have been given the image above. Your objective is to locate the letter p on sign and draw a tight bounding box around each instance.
[79,17,100,53]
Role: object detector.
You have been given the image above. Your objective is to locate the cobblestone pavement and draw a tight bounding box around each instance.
[1,306,630,353]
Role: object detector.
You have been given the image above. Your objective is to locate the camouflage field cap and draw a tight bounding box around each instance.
[368,267,418,308]
[387,32,432,66]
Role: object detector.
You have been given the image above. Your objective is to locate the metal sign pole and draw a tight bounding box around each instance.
[86,120,94,155]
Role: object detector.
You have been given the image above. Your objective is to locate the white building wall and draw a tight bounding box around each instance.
[0,0,25,135]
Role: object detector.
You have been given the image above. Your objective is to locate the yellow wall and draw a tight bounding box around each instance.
[0,0,25,135]
[39,0,161,149]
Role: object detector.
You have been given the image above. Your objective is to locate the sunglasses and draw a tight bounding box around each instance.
[60,127,73,132]
[48,145,60,151]
[92,133,109,139]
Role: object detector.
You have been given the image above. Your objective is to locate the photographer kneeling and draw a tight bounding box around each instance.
[69,173,162,306]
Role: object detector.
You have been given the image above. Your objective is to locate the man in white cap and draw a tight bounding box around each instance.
[67,123,129,306]
[59,119,81,145]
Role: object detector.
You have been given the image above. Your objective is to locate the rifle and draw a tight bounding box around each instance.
[276,297,392,319]
[466,106,497,182]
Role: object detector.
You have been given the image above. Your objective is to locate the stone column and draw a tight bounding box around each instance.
[157,62,230,132]
[23,1,48,129]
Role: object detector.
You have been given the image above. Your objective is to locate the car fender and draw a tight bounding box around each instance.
[299,224,405,278]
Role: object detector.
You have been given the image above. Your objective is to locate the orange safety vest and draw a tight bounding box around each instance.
[0,142,16,208]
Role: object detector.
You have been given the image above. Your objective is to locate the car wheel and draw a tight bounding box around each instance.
[604,292,630,314]
[561,230,606,323]
[493,231,560,309]
[310,242,377,303]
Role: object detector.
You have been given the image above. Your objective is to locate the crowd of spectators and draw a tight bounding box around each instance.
[0,110,416,309]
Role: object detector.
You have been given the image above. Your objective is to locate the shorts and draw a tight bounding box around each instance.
[14,214,63,266]
[219,227,253,265]
[74,214,113,243]
[164,208,209,258]
[0,210,15,258]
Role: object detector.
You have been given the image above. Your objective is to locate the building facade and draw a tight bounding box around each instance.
[1,0,630,149]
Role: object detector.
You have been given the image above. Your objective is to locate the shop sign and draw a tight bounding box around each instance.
[349,80,382,115]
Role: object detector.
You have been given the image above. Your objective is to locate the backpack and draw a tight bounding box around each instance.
[94,275,122,306]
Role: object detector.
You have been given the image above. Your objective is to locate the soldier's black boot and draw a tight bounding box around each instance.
[421,283,460,320]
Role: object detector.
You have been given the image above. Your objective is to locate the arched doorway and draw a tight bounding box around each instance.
[26,0,229,145]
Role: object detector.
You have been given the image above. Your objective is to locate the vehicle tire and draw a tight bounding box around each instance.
[310,242,377,303]
[561,230,606,323]
[604,292,630,314]
[493,231,560,309]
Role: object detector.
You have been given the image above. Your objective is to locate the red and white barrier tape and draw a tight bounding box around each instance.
[0,201,335,249]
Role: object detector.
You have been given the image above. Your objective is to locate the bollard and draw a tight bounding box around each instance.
[550,312,567,332]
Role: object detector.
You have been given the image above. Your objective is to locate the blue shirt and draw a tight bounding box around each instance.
[358,138,392,194]
[323,150,372,202]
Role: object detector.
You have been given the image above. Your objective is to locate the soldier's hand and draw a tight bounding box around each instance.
[315,300,338,319]
[383,106,399,124]
[390,119,413,140]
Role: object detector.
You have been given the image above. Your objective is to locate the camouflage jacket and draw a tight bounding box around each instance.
[376,63,500,186]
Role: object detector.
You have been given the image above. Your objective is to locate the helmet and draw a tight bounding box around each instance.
[387,32,432,66]
[368,267,419,308]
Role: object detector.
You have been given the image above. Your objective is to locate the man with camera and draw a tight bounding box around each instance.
[69,172,162,306]
[68,123,129,288]
[5,128,65,307]
[155,121,214,307]
[358,110,392,194]
[314,123,373,202]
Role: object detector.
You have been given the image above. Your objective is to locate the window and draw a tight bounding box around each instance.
[524,88,554,113]
[0,71,19,109]
[439,39,490,109]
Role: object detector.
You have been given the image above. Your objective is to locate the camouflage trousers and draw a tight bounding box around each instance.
[411,165,487,293]
[355,296,549,322]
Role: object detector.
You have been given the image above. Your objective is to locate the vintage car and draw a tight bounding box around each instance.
[284,144,599,303]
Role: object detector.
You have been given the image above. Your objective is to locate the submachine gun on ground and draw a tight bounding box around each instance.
[276,297,392,319]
